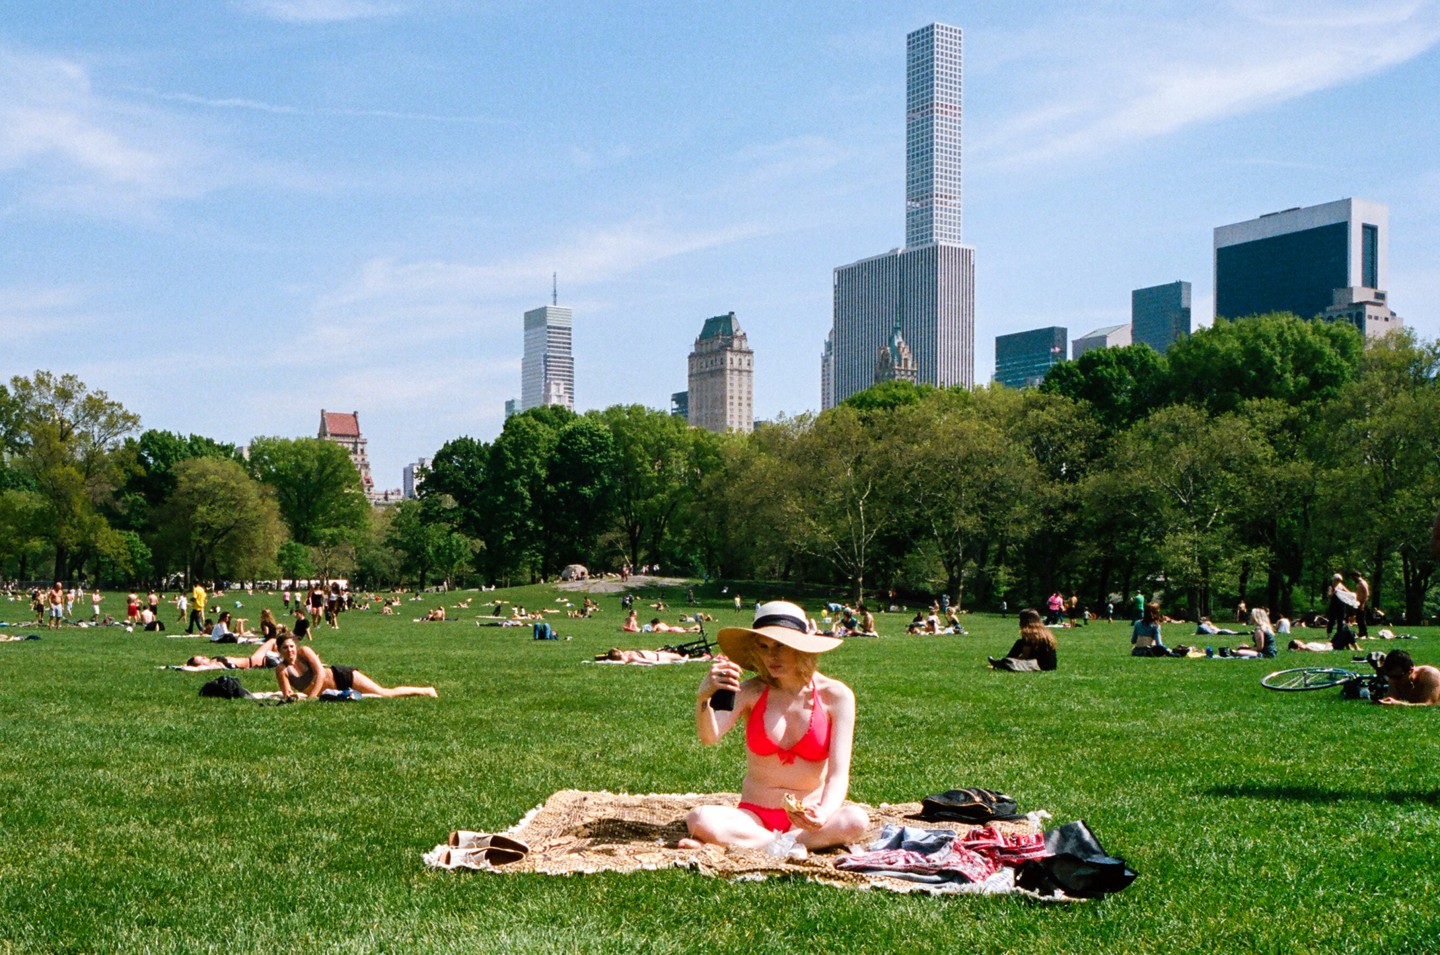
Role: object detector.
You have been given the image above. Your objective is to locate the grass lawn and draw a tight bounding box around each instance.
[1,581,1438,954]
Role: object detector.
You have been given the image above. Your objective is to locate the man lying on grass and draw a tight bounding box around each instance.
[1377,650,1440,706]
[681,600,868,852]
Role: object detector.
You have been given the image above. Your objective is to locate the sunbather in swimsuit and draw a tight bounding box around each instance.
[274,635,437,699]
[682,601,868,851]
[737,684,832,829]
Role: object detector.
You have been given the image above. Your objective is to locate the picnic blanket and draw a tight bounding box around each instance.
[423,789,1067,898]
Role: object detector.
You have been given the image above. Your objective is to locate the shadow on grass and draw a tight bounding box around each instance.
[1207,782,1439,804]
[582,818,689,844]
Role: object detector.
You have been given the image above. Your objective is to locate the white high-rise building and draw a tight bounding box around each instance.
[905,22,964,249]
[521,305,574,412]
[827,22,976,406]
[403,457,432,500]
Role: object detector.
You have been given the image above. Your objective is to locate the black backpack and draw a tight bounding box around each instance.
[1016,820,1138,898]
[198,676,253,699]
[920,787,1024,823]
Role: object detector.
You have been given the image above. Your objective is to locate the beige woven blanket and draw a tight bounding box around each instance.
[424,789,1063,897]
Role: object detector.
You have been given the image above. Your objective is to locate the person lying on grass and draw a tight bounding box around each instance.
[681,600,868,851]
[1377,650,1440,706]
[187,636,280,670]
[649,618,700,633]
[275,634,438,700]
[594,646,713,664]
[988,608,1057,671]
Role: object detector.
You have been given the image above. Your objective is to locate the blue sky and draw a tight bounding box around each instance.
[4,1,1439,487]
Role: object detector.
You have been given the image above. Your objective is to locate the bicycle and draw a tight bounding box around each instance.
[1261,652,1389,700]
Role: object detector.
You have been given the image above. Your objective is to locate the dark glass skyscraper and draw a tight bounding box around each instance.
[1131,281,1191,353]
[994,327,1067,389]
[1213,198,1387,322]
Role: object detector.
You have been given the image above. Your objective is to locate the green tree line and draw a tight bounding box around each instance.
[2,313,1437,621]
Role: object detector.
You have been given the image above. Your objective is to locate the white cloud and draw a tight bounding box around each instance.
[131,88,501,125]
[0,47,216,213]
[234,0,408,23]
[0,285,100,343]
[975,1,1440,170]
[291,218,770,359]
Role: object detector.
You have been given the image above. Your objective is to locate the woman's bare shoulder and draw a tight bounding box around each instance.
[815,674,855,706]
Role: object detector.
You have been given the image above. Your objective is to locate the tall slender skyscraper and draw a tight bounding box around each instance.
[906,23,964,249]
[520,304,574,412]
[827,22,975,407]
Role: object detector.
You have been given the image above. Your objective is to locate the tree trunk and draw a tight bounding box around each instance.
[1372,545,1386,615]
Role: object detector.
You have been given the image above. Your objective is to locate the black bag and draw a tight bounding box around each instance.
[198,676,253,699]
[1016,821,1138,898]
[920,787,1023,823]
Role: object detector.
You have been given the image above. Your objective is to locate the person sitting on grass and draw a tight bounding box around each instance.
[422,606,447,622]
[621,610,640,632]
[854,606,878,637]
[680,600,868,852]
[1378,650,1440,706]
[275,634,437,699]
[989,608,1058,671]
[1131,602,1174,657]
[1231,607,1277,658]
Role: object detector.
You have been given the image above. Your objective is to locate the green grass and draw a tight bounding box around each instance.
[2,582,1439,954]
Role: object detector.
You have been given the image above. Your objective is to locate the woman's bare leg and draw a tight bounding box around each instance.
[795,805,869,850]
[679,806,777,850]
[348,670,438,698]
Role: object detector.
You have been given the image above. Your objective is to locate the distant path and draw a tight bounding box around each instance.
[555,575,688,595]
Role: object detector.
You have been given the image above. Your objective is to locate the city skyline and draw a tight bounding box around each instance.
[3,3,1440,482]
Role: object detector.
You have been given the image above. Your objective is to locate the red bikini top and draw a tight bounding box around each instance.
[746,684,831,764]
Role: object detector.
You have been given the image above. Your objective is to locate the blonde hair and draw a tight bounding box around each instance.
[751,646,819,688]
[1249,607,1272,631]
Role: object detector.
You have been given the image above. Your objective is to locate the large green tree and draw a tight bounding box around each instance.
[598,405,701,568]
[154,457,285,582]
[5,372,140,579]
[246,437,369,548]
[1040,343,1168,432]
[1163,313,1363,414]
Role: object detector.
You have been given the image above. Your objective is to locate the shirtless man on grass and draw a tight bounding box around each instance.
[1378,650,1440,706]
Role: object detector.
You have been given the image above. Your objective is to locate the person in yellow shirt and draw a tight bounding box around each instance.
[187,582,207,634]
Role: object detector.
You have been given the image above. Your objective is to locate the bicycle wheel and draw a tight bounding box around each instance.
[1261,667,1359,691]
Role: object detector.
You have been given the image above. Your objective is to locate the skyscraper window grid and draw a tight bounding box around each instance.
[520,304,574,412]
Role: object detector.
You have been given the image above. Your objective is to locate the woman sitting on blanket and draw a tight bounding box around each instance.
[1231,607,1277,658]
[681,600,868,851]
[275,634,438,699]
[621,609,640,632]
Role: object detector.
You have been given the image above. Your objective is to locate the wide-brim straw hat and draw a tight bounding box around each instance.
[717,600,842,671]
